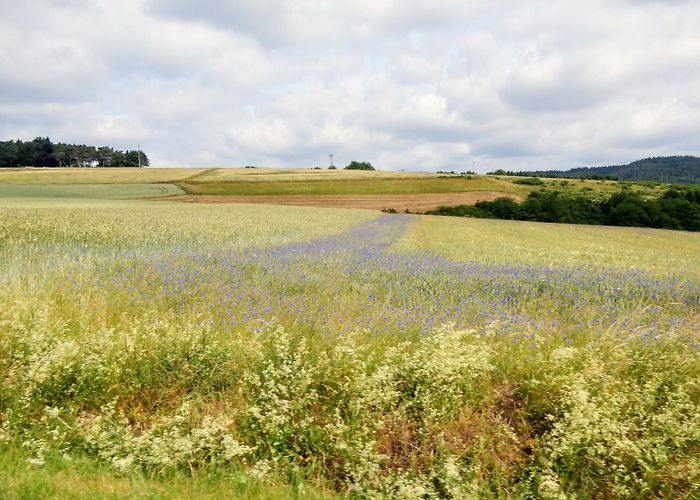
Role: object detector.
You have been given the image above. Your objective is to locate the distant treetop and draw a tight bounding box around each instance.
[344,161,375,171]
[0,137,149,168]
[489,156,700,184]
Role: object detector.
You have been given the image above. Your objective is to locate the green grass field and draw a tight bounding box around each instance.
[506,176,662,197]
[189,167,443,182]
[1,169,698,498]
[177,176,530,197]
[0,167,443,186]
[0,167,663,200]
[396,215,700,275]
[0,167,204,184]
[0,183,184,200]
[179,172,661,198]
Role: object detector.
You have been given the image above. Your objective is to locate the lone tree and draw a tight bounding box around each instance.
[345,161,375,171]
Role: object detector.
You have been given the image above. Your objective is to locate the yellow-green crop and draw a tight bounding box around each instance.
[0,192,698,498]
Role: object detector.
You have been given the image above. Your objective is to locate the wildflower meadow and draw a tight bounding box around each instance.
[1,198,699,498]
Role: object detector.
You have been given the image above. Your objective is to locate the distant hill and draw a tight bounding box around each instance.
[511,156,700,184]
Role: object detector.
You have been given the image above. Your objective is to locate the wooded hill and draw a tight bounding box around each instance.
[493,156,700,184]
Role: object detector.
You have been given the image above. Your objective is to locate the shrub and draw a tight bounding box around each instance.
[345,161,375,171]
[428,188,700,231]
[512,177,544,185]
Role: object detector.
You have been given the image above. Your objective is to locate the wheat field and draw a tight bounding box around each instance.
[0,173,698,498]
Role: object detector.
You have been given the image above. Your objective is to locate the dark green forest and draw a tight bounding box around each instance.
[426,187,700,231]
[490,156,700,184]
[0,138,149,168]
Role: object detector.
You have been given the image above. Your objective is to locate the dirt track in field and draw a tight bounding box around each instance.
[165,191,521,212]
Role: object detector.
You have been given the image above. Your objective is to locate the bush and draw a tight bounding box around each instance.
[345,161,375,171]
[512,177,544,185]
[476,197,521,219]
[427,188,700,231]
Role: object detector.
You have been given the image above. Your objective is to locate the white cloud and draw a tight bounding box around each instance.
[146,0,485,46]
[1,0,699,170]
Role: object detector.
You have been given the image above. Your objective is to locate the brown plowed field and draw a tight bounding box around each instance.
[165,191,520,212]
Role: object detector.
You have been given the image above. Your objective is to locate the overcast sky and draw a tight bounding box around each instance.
[1,0,699,171]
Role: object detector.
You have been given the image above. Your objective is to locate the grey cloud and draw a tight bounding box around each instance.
[2,0,700,171]
[471,137,537,159]
[499,80,611,113]
[146,0,484,47]
[146,0,296,45]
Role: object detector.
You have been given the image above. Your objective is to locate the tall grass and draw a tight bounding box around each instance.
[0,201,698,498]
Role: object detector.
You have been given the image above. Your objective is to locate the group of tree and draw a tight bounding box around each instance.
[344,161,375,171]
[0,137,149,168]
[489,168,619,181]
[489,156,700,184]
[426,187,700,232]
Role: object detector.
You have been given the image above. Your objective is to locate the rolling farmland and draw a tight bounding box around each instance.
[0,169,698,498]
[0,167,665,212]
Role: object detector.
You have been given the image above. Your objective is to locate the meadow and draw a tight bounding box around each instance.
[0,168,201,185]
[175,176,526,198]
[0,167,663,205]
[0,173,699,498]
[0,167,448,186]
[0,184,184,200]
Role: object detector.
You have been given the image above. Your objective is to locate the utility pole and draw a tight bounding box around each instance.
[138,145,142,168]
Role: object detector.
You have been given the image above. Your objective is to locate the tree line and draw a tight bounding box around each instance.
[488,156,700,184]
[426,187,700,232]
[488,169,618,181]
[0,137,149,168]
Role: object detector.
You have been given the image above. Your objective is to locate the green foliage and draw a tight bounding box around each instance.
[428,187,700,231]
[0,444,332,499]
[2,316,698,497]
[0,138,57,167]
[487,169,510,175]
[0,138,149,168]
[516,155,700,184]
[512,177,544,185]
[522,340,700,498]
[344,161,375,171]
